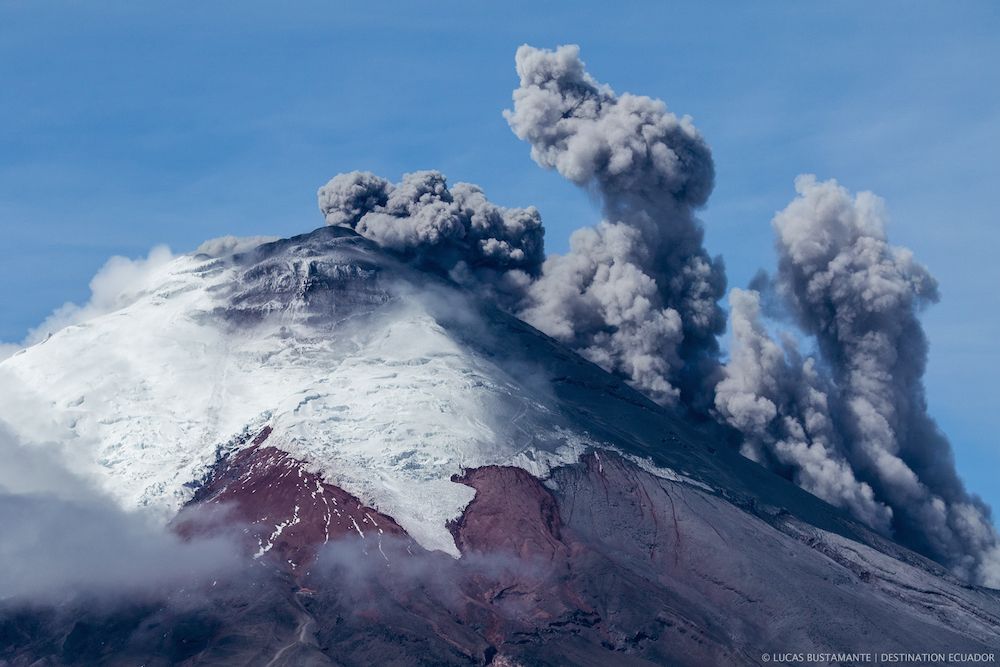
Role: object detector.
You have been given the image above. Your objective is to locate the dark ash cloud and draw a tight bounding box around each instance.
[311,48,998,586]
[715,288,893,532]
[318,170,544,308]
[505,44,725,406]
[716,176,1000,586]
[314,45,726,409]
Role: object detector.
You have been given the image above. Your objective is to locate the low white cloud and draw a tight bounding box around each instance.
[0,423,243,601]
[0,245,178,358]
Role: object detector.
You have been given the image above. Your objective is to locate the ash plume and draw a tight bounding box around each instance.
[318,170,544,307]
[505,44,726,406]
[310,48,998,585]
[717,176,1000,585]
[314,45,725,408]
[715,288,893,532]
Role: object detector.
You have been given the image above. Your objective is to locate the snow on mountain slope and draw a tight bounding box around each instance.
[4,225,1000,664]
[0,226,622,555]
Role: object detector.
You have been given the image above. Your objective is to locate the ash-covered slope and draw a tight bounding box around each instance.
[1,226,998,665]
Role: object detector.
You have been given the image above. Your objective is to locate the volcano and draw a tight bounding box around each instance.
[0,225,997,666]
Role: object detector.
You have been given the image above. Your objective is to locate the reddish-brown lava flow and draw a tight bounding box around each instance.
[449,466,568,562]
[35,447,990,665]
[186,426,408,571]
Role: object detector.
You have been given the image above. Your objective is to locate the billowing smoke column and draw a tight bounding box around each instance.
[316,45,726,407]
[717,175,1000,586]
[505,45,726,406]
[318,170,544,307]
[716,288,894,532]
[314,51,998,586]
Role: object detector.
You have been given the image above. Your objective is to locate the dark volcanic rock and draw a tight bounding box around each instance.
[448,458,743,666]
[214,226,393,325]
[0,576,316,667]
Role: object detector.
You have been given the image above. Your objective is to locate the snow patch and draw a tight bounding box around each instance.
[0,234,630,557]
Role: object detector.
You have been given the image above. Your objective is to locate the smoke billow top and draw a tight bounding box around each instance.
[318,170,544,308]
[506,45,725,407]
[312,45,998,585]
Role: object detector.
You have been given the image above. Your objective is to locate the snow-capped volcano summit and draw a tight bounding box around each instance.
[0,225,629,555]
[2,224,1000,665]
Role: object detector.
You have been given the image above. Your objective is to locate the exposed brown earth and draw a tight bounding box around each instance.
[185,427,409,572]
[4,441,999,665]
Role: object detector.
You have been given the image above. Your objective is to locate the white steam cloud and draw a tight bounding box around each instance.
[0,245,177,358]
[716,176,1000,586]
[0,423,242,600]
[1,237,288,361]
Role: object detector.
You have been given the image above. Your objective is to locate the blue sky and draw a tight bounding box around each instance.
[1,2,998,513]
